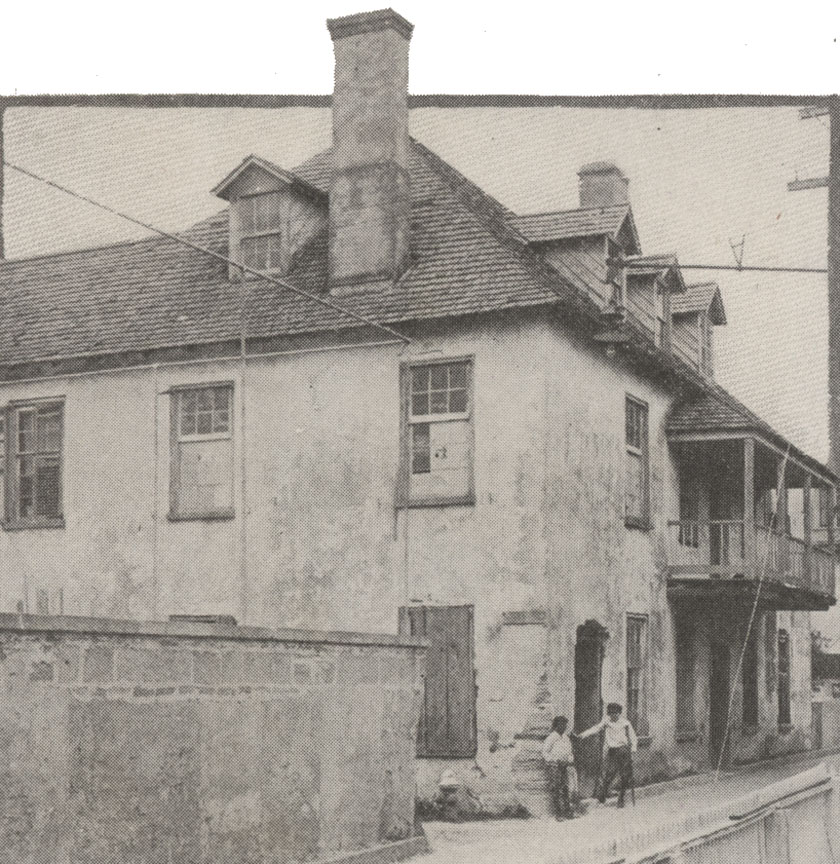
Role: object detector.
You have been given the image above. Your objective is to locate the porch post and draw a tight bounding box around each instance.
[777,458,789,572]
[744,438,756,577]
[804,474,813,583]
[829,484,837,562]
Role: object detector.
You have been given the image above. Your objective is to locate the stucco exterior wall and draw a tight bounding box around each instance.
[0,308,817,802]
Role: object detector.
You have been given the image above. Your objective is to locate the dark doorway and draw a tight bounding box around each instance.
[398,605,477,758]
[709,640,731,766]
[574,620,608,791]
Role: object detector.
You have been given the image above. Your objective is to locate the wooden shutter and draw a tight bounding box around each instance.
[399,605,477,758]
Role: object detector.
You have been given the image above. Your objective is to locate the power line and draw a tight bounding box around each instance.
[1,159,412,345]
[620,261,827,275]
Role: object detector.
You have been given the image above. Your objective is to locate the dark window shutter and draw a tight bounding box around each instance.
[399,605,476,758]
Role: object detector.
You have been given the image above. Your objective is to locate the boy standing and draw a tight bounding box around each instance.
[574,703,637,808]
[542,715,575,820]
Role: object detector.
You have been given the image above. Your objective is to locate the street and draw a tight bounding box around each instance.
[419,750,840,864]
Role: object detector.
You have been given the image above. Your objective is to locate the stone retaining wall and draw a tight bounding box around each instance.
[0,613,426,864]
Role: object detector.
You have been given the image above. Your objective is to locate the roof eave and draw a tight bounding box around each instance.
[211,155,327,203]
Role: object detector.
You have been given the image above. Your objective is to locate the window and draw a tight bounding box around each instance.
[4,402,64,527]
[625,396,650,528]
[170,384,234,520]
[675,616,696,735]
[818,487,837,529]
[626,614,649,735]
[777,629,791,728]
[239,192,287,272]
[742,626,759,727]
[399,605,477,758]
[400,359,474,506]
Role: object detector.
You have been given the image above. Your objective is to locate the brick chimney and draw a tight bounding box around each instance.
[578,162,629,209]
[327,9,413,292]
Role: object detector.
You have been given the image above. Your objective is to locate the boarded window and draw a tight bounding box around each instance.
[675,616,696,734]
[5,402,64,526]
[625,396,649,528]
[239,192,287,272]
[170,385,234,520]
[400,359,474,506]
[742,626,759,727]
[778,629,791,728]
[626,613,649,735]
[398,605,477,758]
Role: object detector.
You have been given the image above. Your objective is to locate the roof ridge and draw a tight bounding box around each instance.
[514,203,629,219]
[408,137,529,248]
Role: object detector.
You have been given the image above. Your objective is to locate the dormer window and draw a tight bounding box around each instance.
[211,155,328,282]
[240,192,287,272]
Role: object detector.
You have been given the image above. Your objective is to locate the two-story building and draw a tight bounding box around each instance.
[0,9,835,808]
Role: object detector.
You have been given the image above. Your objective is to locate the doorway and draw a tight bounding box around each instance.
[574,620,608,792]
[709,640,731,766]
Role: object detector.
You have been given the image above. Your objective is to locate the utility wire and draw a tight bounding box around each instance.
[624,262,827,275]
[2,159,412,345]
[714,444,791,782]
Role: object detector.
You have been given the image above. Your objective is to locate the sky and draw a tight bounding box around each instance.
[0,3,836,461]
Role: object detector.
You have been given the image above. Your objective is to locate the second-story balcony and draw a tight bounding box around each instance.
[665,417,838,612]
[666,519,836,610]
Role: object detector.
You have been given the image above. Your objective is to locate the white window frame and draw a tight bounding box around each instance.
[3,399,65,530]
[169,383,235,521]
[238,191,286,274]
[398,357,475,508]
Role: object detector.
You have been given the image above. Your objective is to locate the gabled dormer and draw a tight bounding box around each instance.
[212,155,327,281]
[623,253,687,349]
[671,281,726,377]
[510,162,641,309]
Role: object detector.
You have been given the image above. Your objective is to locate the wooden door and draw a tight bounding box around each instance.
[709,640,731,766]
[399,605,477,758]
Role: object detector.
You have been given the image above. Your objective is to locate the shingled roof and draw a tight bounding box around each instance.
[0,139,568,366]
[510,204,635,245]
[672,281,727,324]
[0,136,833,481]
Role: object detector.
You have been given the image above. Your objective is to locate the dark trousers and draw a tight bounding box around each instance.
[597,746,632,805]
[547,761,573,817]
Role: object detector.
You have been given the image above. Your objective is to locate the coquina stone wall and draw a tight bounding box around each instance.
[0,613,426,864]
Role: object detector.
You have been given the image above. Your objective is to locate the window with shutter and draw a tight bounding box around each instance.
[675,616,696,735]
[398,605,477,758]
[399,358,474,507]
[170,384,235,521]
[625,396,650,529]
[778,629,792,728]
[626,613,649,735]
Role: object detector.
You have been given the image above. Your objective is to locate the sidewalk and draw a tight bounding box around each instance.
[417,748,840,864]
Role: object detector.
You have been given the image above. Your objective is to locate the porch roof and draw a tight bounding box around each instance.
[666,386,837,486]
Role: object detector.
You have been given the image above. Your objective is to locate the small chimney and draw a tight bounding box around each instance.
[327,9,413,291]
[578,162,629,209]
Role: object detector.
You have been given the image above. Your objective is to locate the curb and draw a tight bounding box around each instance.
[578,744,840,809]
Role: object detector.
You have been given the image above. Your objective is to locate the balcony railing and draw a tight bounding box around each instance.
[667,520,836,600]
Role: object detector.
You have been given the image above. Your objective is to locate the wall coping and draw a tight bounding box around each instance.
[0,613,428,650]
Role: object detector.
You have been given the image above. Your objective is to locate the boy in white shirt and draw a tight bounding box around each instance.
[574,702,637,808]
[542,715,575,819]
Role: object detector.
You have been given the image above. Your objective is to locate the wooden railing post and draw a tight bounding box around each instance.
[777,457,789,574]
[744,438,756,578]
[803,475,813,590]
